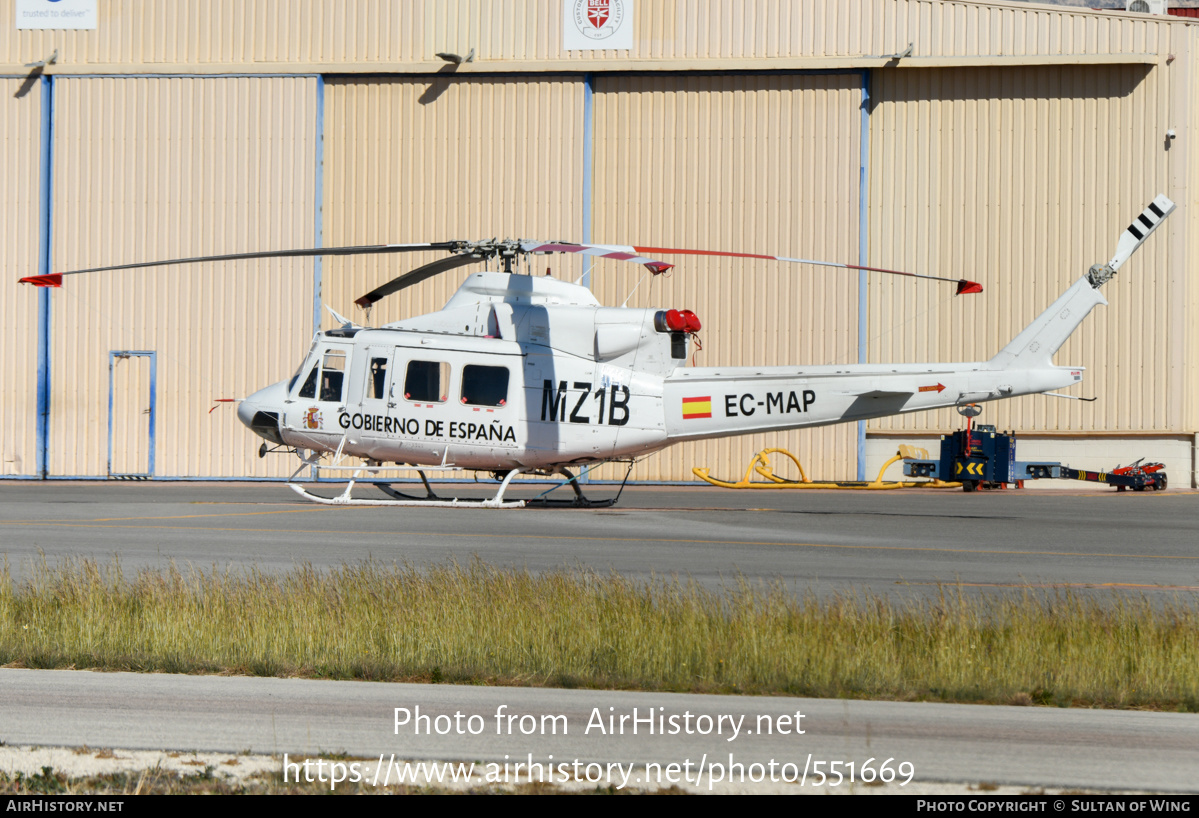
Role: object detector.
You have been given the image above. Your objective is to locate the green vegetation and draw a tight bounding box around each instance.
[1,558,1197,710]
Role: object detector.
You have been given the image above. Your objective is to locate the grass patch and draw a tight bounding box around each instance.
[1,557,1197,710]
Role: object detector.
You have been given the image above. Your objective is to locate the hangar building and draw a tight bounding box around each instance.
[1,0,1196,486]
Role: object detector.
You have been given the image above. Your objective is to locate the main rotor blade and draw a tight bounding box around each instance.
[519,242,674,274]
[627,245,983,294]
[354,252,483,308]
[18,242,458,286]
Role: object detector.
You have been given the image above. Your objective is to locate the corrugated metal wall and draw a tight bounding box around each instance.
[865,63,1179,436]
[48,76,316,477]
[0,79,43,477]
[321,75,586,329]
[591,73,862,480]
[0,0,1180,70]
[2,0,1191,482]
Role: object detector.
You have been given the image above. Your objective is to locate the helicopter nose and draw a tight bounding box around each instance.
[237,380,289,445]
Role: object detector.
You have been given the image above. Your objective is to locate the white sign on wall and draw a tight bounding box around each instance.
[563,0,634,50]
[16,0,97,30]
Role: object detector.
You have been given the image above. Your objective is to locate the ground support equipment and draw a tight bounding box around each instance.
[902,425,1167,492]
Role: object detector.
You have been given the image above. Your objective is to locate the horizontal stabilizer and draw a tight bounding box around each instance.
[837,389,914,398]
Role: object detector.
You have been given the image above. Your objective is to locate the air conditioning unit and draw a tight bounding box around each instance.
[1126,0,1168,14]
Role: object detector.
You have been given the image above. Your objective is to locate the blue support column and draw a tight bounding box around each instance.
[580,73,596,485]
[35,74,54,479]
[581,73,595,288]
[856,69,871,481]
[312,75,325,336]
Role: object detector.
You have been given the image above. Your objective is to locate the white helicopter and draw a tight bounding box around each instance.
[20,196,1174,508]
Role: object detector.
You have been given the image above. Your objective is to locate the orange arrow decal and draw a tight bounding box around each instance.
[918,383,946,393]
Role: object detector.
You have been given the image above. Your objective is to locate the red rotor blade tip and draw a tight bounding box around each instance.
[644,261,674,275]
[19,274,62,288]
[956,279,984,295]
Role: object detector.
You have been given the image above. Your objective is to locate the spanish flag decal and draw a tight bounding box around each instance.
[682,396,712,419]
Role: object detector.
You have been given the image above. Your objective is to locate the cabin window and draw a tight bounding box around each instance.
[461,365,509,407]
[368,357,389,400]
[405,360,449,403]
[320,350,347,402]
[297,364,318,399]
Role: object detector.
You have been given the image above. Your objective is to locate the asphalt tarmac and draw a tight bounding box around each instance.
[0,480,1196,601]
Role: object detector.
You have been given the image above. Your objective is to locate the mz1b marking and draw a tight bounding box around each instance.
[541,380,631,426]
[724,390,815,417]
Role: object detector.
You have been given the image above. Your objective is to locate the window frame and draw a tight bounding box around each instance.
[459,364,510,408]
[403,360,451,404]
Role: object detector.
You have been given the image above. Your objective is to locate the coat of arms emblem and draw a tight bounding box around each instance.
[571,0,626,41]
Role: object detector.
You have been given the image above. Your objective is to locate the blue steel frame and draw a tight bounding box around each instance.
[313,75,325,337]
[581,72,595,286]
[857,68,871,480]
[107,351,157,478]
[34,74,54,479]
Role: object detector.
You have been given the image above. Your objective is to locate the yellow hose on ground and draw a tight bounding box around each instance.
[692,447,960,490]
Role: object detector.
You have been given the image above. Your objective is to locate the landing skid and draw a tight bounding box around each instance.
[375,470,441,501]
[286,452,525,508]
[524,464,634,508]
[288,481,525,508]
[286,447,634,509]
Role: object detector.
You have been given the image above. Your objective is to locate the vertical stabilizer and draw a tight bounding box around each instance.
[988,277,1107,370]
[990,194,1174,371]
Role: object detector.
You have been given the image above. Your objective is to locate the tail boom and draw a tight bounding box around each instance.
[663,364,1077,443]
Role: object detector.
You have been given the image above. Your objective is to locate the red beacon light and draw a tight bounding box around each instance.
[655,308,701,333]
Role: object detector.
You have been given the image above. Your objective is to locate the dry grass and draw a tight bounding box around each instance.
[1,557,1197,710]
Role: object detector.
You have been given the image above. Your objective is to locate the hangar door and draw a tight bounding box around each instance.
[866,65,1178,438]
[319,76,587,479]
[48,76,318,478]
[592,74,864,481]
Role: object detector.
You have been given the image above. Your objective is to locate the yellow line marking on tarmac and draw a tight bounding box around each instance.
[2,519,1198,562]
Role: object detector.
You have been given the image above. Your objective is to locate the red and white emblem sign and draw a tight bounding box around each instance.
[564,0,633,49]
[586,0,610,29]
